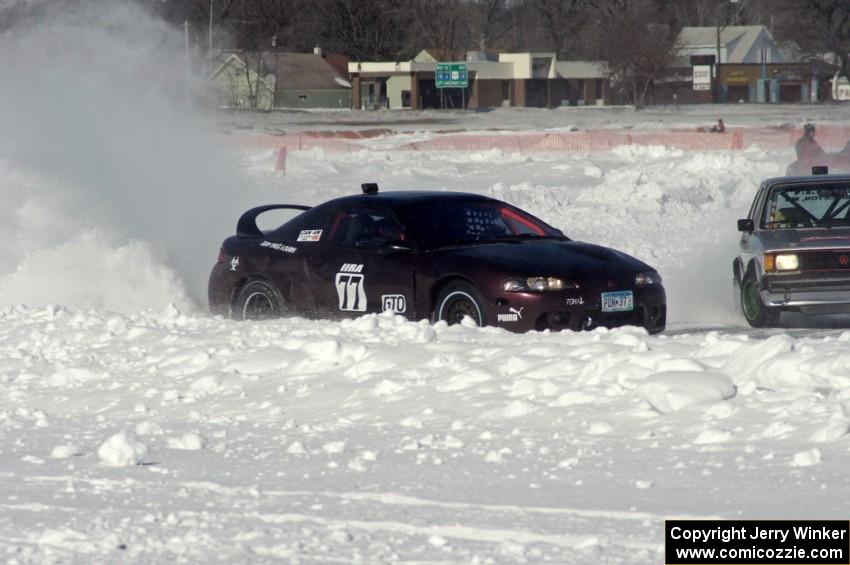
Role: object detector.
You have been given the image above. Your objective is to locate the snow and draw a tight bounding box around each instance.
[2,302,850,561]
[2,5,850,561]
[96,432,149,467]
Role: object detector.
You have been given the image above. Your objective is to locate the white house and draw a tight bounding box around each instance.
[677,25,783,65]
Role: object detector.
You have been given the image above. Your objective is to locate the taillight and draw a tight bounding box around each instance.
[217,247,225,263]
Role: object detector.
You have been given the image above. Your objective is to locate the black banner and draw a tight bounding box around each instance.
[666,520,849,564]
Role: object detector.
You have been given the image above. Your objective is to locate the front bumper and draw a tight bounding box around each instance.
[489,285,666,334]
[761,274,850,311]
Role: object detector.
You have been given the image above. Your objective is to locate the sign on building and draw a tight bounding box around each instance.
[833,72,850,101]
[436,63,468,88]
[692,65,711,91]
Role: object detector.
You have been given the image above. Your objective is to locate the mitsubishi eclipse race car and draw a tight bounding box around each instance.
[209,185,667,333]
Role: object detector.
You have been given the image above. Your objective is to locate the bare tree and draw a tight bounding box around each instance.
[406,0,472,59]
[471,0,515,49]
[590,0,681,108]
[781,0,850,81]
[533,0,586,57]
[309,0,411,60]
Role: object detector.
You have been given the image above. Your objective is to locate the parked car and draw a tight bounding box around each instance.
[734,167,850,327]
[209,185,666,333]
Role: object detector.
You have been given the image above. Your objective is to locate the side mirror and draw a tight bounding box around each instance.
[737,218,754,232]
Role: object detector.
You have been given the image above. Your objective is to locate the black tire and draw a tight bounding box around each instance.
[434,281,488,327]
[740,271,779,328]
[234,280,285,320]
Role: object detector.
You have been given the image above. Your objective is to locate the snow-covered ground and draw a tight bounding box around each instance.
[3,134,850,563]
[218,103,850,135]
[2,4,850,562]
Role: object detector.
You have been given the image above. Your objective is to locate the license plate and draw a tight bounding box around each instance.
[601,290,634,312]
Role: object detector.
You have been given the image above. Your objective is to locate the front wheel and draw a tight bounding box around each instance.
[740,273,779,328]
[234,280,284,320]
[434,281,487,327]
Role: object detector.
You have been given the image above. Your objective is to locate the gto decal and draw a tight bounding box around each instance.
[497,306,523,322]
[229,256,240,271]
[382,294,406,313]
[565,297,585,306]
[297,229,322,242]
[260,241,296,254]
[335,264,366,311]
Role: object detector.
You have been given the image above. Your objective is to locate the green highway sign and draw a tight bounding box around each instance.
[436,62,468,88]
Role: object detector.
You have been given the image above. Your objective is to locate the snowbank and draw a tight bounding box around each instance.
[2,306,849,561]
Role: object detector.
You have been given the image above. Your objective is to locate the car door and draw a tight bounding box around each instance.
[740,183,768,270]
[308,206,417,320]
[262,206,336,318]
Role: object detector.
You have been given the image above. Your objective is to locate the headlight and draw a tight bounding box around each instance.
[502,277,579,292]
[764,253,799,272]
[635,271,662,286]
[775,254,799,271]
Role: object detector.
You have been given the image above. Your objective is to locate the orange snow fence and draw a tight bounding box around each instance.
[275,146,287,173]
[231,126,850,155]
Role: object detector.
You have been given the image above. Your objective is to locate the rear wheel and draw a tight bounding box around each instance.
[234,280,284,320]
[435,281,487,327]
[740,272,779,328]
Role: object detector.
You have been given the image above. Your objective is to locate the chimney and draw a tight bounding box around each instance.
[313,45,323,57]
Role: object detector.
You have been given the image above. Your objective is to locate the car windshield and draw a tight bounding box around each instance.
[397,199,564,248]
[762,182,850,229]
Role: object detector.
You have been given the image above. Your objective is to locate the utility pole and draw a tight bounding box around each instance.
[208,0,214,62]
[184,21,189,58]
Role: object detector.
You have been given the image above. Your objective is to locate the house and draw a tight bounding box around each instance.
[666,25,824,103]
[207,53,274,111]
[252,50,352,109]
[349,50,609,110]
[677,25,784,65]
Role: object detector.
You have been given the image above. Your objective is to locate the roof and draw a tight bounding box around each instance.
[251,52,350,90]
[415,49,465,63]
[324,53,350,79]
[678,25,772,63]
[765,174,850,186]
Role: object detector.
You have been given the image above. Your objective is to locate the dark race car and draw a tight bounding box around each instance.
[209,185,666,333]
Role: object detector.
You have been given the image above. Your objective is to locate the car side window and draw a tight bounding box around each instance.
[273,207,333,242]
[749,184,766,220]
[328,208,405,248]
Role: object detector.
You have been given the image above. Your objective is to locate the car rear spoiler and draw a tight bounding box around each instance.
[237,204,311,237]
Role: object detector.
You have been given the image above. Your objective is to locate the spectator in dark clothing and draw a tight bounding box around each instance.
[709,119,725,133]
[795,123,825,160]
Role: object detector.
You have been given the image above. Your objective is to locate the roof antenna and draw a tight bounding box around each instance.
[361,183,379,194]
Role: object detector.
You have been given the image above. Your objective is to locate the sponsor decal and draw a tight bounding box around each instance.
[335,263,366,311]
[260,240,296,254]
[229,256,240,271]
[296,229,322,242]
[382,294,406,313]
[565,297,584,306]
[497,306,523,322]
[841,255,849,266]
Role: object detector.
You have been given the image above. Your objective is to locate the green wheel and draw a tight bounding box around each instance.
[740,273,779,328]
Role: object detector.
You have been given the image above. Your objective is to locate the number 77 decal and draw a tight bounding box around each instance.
[335,272,367,312]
